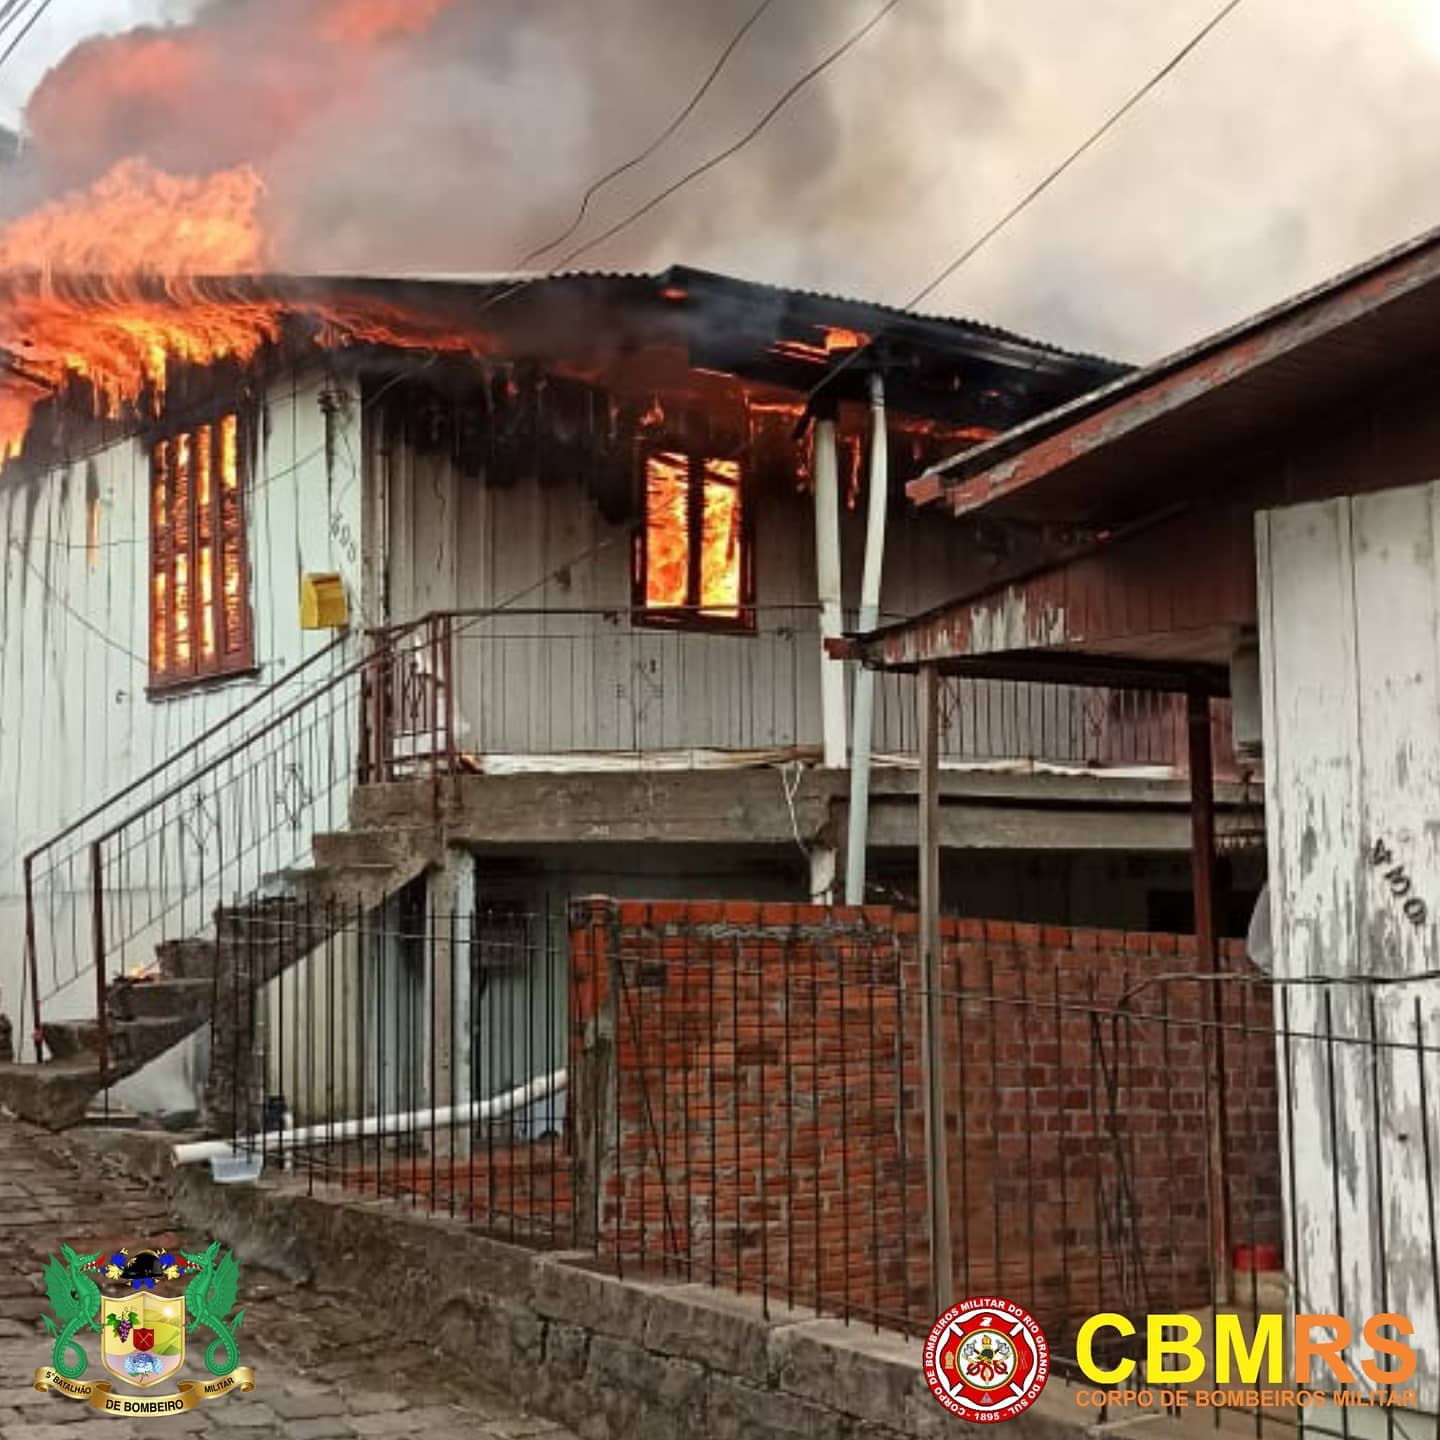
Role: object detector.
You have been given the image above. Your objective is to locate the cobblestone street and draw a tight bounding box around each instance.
[0,1119,577,1439]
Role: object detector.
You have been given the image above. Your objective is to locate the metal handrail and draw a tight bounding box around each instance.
[21,625,358,1061]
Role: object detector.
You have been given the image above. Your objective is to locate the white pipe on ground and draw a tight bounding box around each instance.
[844,371,888,904]
[812,415,848,771]
[171,1068,566,1166]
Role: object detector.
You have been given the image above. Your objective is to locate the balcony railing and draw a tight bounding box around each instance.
[364,606,1226,778]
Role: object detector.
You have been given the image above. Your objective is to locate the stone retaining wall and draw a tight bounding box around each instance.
[149,1156,1089,1440]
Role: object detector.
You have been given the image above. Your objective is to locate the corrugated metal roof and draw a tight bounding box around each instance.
[910,220,1440,520]
[251,265,1126,377]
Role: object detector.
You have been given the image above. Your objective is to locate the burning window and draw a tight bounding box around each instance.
[149,414,253,690]
[634,450,751,628]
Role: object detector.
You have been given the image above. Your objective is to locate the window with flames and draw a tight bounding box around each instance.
[149,414,254,689]
[634,450,752,629]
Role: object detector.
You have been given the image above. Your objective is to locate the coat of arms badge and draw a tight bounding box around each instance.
[33,1241,257,1420]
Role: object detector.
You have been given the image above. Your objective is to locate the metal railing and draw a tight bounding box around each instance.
[21,603,1229,1087]
[21,615,451,1078]
[211,893,570,1245]
[202,894,1440,1416]
[363,606,1215,773]
[20,626,357,1063]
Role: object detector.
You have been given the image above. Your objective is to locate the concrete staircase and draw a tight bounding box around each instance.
[0,826,441,1130]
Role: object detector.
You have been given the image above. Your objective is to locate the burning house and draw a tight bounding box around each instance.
[0,245,1270,1126]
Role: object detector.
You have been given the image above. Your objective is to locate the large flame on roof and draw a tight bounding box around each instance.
[0,0,469,459]
[0,156,488,458]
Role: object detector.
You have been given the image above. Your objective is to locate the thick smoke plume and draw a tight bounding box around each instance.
[3,0,1440,360]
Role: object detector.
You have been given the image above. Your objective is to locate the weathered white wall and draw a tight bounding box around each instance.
[0,368,364,1116]
[1259,485,1440,1407]
[381,433,1121,765]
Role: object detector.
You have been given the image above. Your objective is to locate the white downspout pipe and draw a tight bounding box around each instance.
[171,1067,567,1165]
[813,413,848,770]
[844,371,887,904]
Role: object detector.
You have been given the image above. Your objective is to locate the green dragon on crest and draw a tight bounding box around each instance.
[181,1242,247,1375]
[40,1241,247,1380]
[40,1245,103,1379]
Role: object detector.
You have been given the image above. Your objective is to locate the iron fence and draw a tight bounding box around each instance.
[209,895,1440,1416]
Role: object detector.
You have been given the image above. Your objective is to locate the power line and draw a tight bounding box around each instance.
[0,0,55,71]
[906,0,1243,314]
[553,0,905,272]
[517,0,779,267]
[810,0,1244,405]
[0,0,905,658]
[0,0,34,38]
[6,539,148,667]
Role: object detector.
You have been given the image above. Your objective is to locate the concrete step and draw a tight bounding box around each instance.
[156,938,220,981]
[41,1019,108,1061]
[109,976,213,1023]
[282,862,407,912]
[0,1056,107,1130]
[215,897,303,945]
[312,826,442,872]
[43,1015,195,1067]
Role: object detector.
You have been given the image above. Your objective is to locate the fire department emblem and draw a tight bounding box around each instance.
[924,1296,1049,1421]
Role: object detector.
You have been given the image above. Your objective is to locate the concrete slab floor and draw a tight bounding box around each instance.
[0,1118,578,1440]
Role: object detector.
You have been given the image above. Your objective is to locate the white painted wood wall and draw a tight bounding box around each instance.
[382,435,1131,766]
[0,367,363,1113]
[1259,484,1440,1409]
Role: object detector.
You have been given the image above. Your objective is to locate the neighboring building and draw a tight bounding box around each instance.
[850,224,1440,1410]
[0,265,1250,1124]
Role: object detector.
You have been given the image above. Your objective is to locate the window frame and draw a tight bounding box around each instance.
[631,446,755,634]
[147,412,256,696]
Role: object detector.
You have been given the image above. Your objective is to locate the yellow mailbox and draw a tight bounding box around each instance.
[300,573,350,630]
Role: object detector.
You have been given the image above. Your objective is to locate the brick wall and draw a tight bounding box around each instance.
[570,898,1282,1350]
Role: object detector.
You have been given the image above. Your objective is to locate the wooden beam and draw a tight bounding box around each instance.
[1188,687,1232,1300]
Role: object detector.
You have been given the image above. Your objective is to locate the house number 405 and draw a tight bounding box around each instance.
[1370,838,1429,926]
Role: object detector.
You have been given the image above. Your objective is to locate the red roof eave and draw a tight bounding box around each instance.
[905,219,1440,519]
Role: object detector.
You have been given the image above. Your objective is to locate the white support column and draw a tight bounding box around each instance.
[812,414,848,769]
[845,371,888,903]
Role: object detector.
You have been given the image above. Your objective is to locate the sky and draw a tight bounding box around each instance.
[3,0,1440,365]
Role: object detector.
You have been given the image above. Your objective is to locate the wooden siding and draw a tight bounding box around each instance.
[0,370,363,1110]
[378,426,1171,768]
[1259,485,1440,1407]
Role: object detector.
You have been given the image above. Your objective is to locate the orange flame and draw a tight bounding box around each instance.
[0,155,496,457]
[641,451,743,618]
[320,0,456,44]
[0,158,266,277]
[644,452,690,610]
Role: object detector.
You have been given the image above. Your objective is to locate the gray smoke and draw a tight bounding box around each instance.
[8,0,1440,362]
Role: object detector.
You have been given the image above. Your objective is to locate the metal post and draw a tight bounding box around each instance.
[812,412,848,769]
[90,841,109,1088]
[918,664,953,1312]
[23,856,42,1062]
[1188,686,1232,1299]
[845,371,888,903]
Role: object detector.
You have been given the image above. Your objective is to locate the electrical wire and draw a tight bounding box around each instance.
[0,0,34,39]
[0,0,55,70]
[6,538,148,666]
[517,0,779,267]
[0,0,904,656]
[809,0,1245,406]
[552,0,904,273]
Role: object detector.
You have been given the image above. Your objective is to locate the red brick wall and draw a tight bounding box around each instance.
[570,899,1282,1347]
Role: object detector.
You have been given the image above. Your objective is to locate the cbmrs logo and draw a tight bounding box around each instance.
[1076,1312,1418,1386]
[924,1298,1050,1421]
